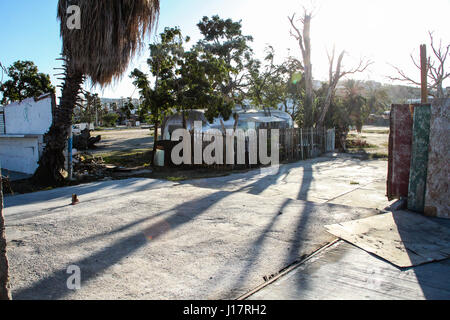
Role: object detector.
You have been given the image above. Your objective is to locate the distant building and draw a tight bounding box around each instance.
[406,97,434,104]
[100,97,140,113]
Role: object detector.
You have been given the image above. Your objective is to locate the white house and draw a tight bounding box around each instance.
[0,93,55,174]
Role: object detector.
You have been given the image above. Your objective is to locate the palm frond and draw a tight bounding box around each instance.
[57,0,160,85]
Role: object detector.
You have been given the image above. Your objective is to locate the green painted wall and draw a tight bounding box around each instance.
[408,105,431,213]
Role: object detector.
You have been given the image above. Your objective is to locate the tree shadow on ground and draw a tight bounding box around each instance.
[11,154,376,299]
[205,162,315,298]
[12,161,291,299]
[13,189,232,299]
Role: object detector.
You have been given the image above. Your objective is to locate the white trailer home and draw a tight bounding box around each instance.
[161,106,294,140]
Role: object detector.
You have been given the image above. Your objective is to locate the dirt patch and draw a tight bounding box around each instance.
[346,125,389,159]
[89,128,155,155]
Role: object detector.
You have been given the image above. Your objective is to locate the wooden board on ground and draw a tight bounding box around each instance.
[248,241,450,300]
[325,211,450,268]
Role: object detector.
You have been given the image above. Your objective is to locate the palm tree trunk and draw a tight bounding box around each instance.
[0,171,11,300]
[33,66,83,185]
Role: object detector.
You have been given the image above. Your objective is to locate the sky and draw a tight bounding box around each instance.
[1,0,449,99]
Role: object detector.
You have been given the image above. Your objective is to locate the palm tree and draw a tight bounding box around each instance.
[34,0,160,184]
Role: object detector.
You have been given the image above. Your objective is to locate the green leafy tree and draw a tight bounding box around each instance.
[246,46,282,110]
[278,56,304,118]
[246,47,305,123]
[196,15,253,106]
[131,27,185,164]
[0,60,55,104]
[176,47,233,124]
[343,80,368,133]
[132,25,236,145]
[364,81,390,115]
[327,97,352,150]
[102,113,119,127]
[122,98,136,119]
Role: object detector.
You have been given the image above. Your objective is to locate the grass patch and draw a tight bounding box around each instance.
[347,150,388,160]
[348,133,367,139]
[97,149,153,168]
[362,129,390,134]
[350,181,360,185]
[346,138,377,149]
[368,152,389,160]
[150,167,233,182]
[166,176,188,182]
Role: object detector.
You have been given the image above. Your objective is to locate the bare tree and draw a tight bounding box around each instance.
[389,32,449,98]
[0,172,11,300]
[0,61,7,88]
[288,8,314,127]
[317,47,372,127]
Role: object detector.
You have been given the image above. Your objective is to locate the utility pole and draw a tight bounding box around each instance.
[68,126,73,180]
[420,44,428,104]
[0,166,12,300]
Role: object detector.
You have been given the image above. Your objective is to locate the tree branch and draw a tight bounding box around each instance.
[288,14,306,56]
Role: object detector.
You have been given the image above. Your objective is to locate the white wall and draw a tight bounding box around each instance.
[0,94,54,174]
[0,135,42,174]
[4,94,53,135]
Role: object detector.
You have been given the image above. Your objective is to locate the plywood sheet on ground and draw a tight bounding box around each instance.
[387,105,414,200]
[425,98,450,218]
[249,241,450,300]
[325,211,450,268]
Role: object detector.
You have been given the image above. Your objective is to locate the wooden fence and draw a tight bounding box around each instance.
[159,127,335,168]
[279,127,335,162]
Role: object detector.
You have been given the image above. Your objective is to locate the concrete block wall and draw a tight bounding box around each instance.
[3,94,54,135]
[0,135,43,174]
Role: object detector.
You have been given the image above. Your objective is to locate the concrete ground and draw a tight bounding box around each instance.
[180,154,393,211]
[4,154,393,300]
